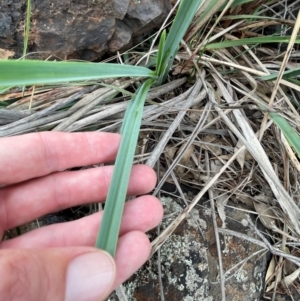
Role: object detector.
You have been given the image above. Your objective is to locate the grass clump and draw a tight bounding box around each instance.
[1,0,300,299]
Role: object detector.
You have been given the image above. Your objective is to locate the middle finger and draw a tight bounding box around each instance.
[0,165,156,230]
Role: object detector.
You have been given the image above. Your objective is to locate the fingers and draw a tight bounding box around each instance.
[1,196,163,249]
[0,232,152,301]
[0,247,115,301]
[114,231,151,288]
[0,132,121,185]
[0,165,157,231]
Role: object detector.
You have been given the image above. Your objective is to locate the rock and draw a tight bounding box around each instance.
[108,20,133,53]
[30,0,116,61]
[0,1,24,58]
[0,0,171,61]
[124,0,170,36]
[112,0,130,19]
[113,197,268,300]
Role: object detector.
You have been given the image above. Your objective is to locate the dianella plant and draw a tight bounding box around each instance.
[0,0,203,256]
[96,0,203,256]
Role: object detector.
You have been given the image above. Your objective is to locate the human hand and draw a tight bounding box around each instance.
[0,132,163,301]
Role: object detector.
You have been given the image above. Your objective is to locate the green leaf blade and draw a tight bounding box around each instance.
[155,29,166,76]
[261,66,300,81]
[23,0,31,57]
[0,60,156,86]
[157,0,202,83]
[95,79,153,257]
[270,112,300,158]
[206,36,300,50]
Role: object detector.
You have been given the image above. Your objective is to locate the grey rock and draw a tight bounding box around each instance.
[0,1,24,56]
[108,20,133,53]
[117,197,267,301]
[0,0,171,60]
[112,0,130,19]
[125,0,171,36]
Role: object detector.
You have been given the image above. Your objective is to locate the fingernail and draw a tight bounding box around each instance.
[65,252,115,301]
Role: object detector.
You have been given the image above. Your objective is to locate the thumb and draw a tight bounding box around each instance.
[0,247,116,301]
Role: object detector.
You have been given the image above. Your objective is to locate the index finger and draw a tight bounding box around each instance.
[0,132,121,185]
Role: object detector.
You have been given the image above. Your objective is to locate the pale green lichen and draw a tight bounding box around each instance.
[120,195,265,300]
[234,269,248,283]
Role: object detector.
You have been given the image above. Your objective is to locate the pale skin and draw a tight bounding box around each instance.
[0,132,163,301]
